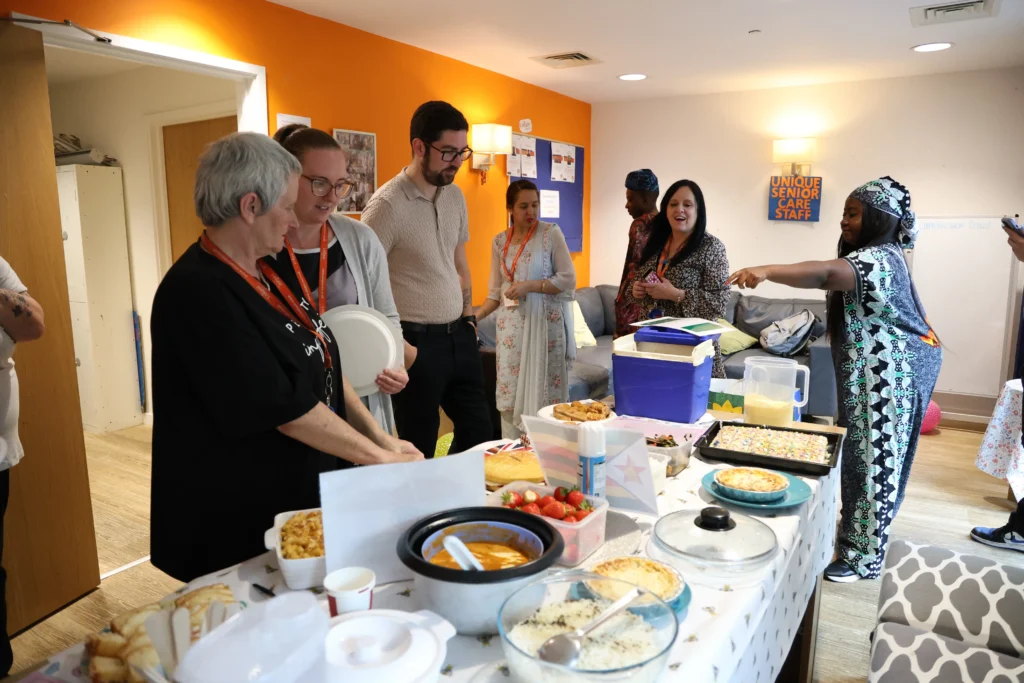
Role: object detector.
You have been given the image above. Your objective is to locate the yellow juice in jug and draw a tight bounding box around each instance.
[743,394,794,427]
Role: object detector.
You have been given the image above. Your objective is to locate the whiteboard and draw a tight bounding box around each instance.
[910,216,1017,397]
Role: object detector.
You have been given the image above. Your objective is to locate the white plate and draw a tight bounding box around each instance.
[321,305,403,397]
[537,400,617,424]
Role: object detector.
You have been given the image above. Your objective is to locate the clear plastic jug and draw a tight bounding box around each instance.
[742,357,809,427]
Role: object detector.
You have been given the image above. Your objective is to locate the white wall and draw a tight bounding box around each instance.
[592,67,1024,301]
[49,66,236,418]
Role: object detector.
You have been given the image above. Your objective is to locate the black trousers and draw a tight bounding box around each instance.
[394,320,492,458]
[0,468,11,678]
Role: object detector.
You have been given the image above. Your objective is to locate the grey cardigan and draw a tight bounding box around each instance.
[327,214,401,435]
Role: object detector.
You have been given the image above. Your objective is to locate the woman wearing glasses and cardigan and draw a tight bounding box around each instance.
[268,124,413,434]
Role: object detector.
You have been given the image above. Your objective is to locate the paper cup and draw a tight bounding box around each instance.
[324,567,375,617]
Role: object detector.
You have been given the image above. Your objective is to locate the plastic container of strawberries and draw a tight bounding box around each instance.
[487,482,608,567]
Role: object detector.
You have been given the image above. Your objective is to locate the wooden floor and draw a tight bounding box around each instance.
[7,425,1023,681]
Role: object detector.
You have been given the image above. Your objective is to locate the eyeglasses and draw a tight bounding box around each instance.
[427,144,473,163]
[303,175,355,199]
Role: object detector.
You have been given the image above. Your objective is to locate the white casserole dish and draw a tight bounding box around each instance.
[264,508,327,591]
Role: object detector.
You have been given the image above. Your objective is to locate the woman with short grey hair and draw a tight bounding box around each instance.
[149,132,423,582]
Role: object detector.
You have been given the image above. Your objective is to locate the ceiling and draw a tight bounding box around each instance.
[268,0,1024,102]
[43,45,143,86]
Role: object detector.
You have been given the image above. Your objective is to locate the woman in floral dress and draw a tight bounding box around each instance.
[475,180,576,439]
[622,179,731,377]
[728,176,942,582]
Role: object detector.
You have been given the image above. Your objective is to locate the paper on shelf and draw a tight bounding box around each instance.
[320,451,485,583]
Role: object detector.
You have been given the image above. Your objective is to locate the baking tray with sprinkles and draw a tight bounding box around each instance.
[694,421,842,477]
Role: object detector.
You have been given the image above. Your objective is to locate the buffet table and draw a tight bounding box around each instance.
[27,417,841,683]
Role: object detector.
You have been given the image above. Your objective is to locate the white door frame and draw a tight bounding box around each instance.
[147,101,238,275]
[11,12,268,135]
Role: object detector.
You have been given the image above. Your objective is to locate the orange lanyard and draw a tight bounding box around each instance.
[284,223,330,316]
[501,223,538,283]
[200,232,333,371]
[656,239,678,279]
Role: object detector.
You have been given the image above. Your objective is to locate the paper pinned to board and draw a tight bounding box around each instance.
[540,190,560,218]
[519,135,537,179]
[508,134,523,177]
[320,451,486,583]
[550,142,576,183]
[521,416,658,514]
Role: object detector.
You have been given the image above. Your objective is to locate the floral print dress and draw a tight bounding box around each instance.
[833,243,941,578]
[487,223,576,438]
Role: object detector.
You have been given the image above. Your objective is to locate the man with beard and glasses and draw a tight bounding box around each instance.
[363,101,492,457]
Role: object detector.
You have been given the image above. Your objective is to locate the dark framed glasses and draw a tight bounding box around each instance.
[303,175,355,199]
[428,144,473,163]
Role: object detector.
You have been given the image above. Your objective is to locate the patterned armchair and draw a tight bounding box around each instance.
[867,540,1024,682]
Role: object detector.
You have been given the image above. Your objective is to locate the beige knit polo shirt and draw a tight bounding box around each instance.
[362,168,469,325]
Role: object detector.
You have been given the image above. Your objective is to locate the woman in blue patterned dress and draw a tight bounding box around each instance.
[727,177,942,582]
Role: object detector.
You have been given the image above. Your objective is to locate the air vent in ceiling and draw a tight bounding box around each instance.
[530,51,601,69]
[910,0,1001,27]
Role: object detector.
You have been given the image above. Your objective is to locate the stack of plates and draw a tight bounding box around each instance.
[321,305,404,397]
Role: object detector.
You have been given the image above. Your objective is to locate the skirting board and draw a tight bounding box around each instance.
[932,391,993,431]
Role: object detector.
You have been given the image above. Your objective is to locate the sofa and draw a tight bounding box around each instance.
[867,540,1024,682]
[477,285,837,438]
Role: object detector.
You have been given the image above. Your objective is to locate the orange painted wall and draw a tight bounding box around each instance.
[5,0,591,302]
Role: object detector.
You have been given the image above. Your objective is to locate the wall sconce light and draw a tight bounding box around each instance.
[772,138,817,176]
[471,123,512,184]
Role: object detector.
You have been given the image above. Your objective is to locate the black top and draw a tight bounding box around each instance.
[267,240,345,293]
[150,242,349,582]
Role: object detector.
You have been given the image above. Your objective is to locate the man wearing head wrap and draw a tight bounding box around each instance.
[727,176,942,583]
[615,169,661,338]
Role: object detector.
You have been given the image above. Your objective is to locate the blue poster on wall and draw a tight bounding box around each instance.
[511,137,585,252]
[768,176,822,222]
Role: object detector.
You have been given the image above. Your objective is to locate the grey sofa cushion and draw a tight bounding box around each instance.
[878,540,1024,659]
[723,347,810,381]
[868,622,1024,683]
[596,285,618,337]
[576,336,614,370]
[575,287,606,340]
[569,362,609,401]
[724,291,741,325]
[733,295,827,339]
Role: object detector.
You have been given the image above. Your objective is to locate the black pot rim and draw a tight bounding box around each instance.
[397,506,564,585]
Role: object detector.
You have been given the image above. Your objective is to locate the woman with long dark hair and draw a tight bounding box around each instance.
[622,179,731,376]
[728,176,942,582]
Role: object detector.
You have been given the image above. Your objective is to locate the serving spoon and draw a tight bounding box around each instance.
[442,535,484,571]
[537,587,642,667]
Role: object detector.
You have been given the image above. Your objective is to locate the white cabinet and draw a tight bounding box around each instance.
[57,165,143,433]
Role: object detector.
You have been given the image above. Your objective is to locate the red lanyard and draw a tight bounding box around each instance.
[501,223,538,283]
[200,232,333,371]
[284,223,330,316]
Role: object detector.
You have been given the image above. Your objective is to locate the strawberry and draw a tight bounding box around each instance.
[502,491,524,508]
[541,502,567,520]
[574,509,591,521]
[522,490,539,505]
[554,487,570,503]
[520,503,541,515]
[503,504,517,509]
[537,495,557,509]
[566,489,586,508]
[562,515,578,524]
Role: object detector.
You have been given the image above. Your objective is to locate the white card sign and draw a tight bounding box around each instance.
[320,451,485,583]
[519,118,533,133]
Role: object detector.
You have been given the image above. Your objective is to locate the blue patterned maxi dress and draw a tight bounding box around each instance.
[832,243,942,579]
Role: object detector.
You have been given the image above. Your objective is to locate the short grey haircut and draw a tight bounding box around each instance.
[194,132,302,227]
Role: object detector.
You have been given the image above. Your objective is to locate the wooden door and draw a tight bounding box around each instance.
[163,116,237,262]
[0,25,100,633]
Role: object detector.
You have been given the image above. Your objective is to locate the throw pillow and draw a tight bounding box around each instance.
[715,318,758,356]
[573,301,597,348]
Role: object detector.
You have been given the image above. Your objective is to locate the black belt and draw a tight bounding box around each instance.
[401,318,465,335]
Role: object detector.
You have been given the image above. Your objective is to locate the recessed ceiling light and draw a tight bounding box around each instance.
[912,42,953,53]
[619,73,647,81]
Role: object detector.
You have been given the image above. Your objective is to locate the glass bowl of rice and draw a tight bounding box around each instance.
[497,572,678,682]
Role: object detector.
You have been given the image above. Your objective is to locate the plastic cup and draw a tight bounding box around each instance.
[324,567,375,617]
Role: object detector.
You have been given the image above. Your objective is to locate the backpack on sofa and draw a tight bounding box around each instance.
[759,309,820,357]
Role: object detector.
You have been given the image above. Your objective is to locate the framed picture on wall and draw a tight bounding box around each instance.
[332,128,377,214]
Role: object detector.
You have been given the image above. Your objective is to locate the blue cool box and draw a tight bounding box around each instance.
[613,327,717,424]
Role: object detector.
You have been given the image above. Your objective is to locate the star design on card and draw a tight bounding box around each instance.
[615,459,647,485]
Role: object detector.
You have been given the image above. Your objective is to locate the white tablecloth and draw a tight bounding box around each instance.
[33,455,839,683]
[976,379,1024,500]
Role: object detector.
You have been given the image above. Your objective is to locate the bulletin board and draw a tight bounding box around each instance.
[509,136,585,253]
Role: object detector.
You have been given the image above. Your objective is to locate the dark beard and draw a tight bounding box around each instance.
[425,166,458,187]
